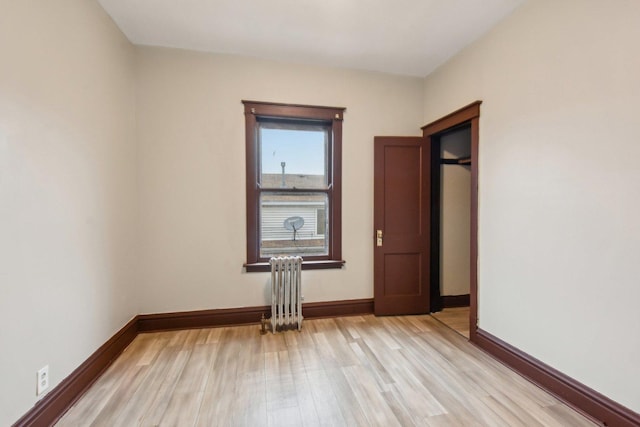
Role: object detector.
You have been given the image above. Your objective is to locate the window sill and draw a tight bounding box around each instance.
[244,260,345,273]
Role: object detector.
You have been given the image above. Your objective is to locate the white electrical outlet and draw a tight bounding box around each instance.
[37,365,49,396]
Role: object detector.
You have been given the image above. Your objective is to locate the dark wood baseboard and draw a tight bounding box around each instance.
[12,317,138,427]
[19,301,638,427]
[138,305,269,332]
[473,329,640,427]
[301,298,374,319]
[442,294,470,308]
[138,298,374,332]
[14,298,373,426]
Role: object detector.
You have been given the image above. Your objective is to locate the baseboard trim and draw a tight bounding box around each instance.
[303,298,374,319]
[138,305,269,332]
[442,294,470,308]
[22,301,638,427]
[474,328,640,427]
[14,298,373,426]
[138,298,374,332]
[12,317,138,427]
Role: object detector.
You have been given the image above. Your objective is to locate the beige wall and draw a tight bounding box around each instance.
[135,47,424,314]
[424,0,640,411]
[440,128,471,296]
[5,0,639,423]
[0,1,137,424]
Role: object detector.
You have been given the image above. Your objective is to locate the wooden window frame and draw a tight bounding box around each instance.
[242,100,345,272]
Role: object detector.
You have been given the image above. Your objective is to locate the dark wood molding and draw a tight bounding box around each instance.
[469,116,479,340]
[302,298,374,319]
[241,100,345,121]
[422,101,480,339]
[12,317,138,427]
[442,294,470,308]
[138,305,269,332]
[429,136,443,313]
[242,100,344,267]
[331,117,343,261]
[474,329,640,427]
[138,298,374,332]
[244,102,260,265]
[421,101,481,135]
[15,300,639,427]
[245,259,346,272]
[14,298,373,425]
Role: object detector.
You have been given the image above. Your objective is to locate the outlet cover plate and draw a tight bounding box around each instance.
[37,365,49,395]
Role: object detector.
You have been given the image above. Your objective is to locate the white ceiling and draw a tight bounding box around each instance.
[98,0,524,77]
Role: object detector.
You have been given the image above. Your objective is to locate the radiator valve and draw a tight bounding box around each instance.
[260,313,268,335]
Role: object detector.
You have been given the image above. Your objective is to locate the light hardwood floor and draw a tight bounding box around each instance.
[56,315,595,426]
[431,307,471,338]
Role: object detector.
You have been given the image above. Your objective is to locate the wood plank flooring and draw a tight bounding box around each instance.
[56,315,596,426]
[431,307,471,338]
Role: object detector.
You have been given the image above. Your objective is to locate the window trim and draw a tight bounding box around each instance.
[242,100,345,272]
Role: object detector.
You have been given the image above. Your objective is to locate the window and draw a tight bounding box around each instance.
[243,101,345,271]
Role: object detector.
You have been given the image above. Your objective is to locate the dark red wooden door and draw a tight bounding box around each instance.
[374,137,430,315]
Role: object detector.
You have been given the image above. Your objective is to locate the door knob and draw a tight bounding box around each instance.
[376,230,383,247]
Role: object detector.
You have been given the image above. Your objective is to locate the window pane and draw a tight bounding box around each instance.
[260,192,329,257]
[316,208,326,236]
[259,123,328,189]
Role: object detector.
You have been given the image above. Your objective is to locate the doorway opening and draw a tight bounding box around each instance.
[421,102,480,340]
[430,124,472,337]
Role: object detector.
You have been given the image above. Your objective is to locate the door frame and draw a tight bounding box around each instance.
[421,101,481,341]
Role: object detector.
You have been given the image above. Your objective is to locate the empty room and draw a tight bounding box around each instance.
[2,0,639,426]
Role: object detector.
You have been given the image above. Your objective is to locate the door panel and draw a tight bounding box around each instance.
[384,253,421,296]
[374,137,430,315]
[384,146,422,235]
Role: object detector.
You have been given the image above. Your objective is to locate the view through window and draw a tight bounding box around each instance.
[259,123,329,257]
